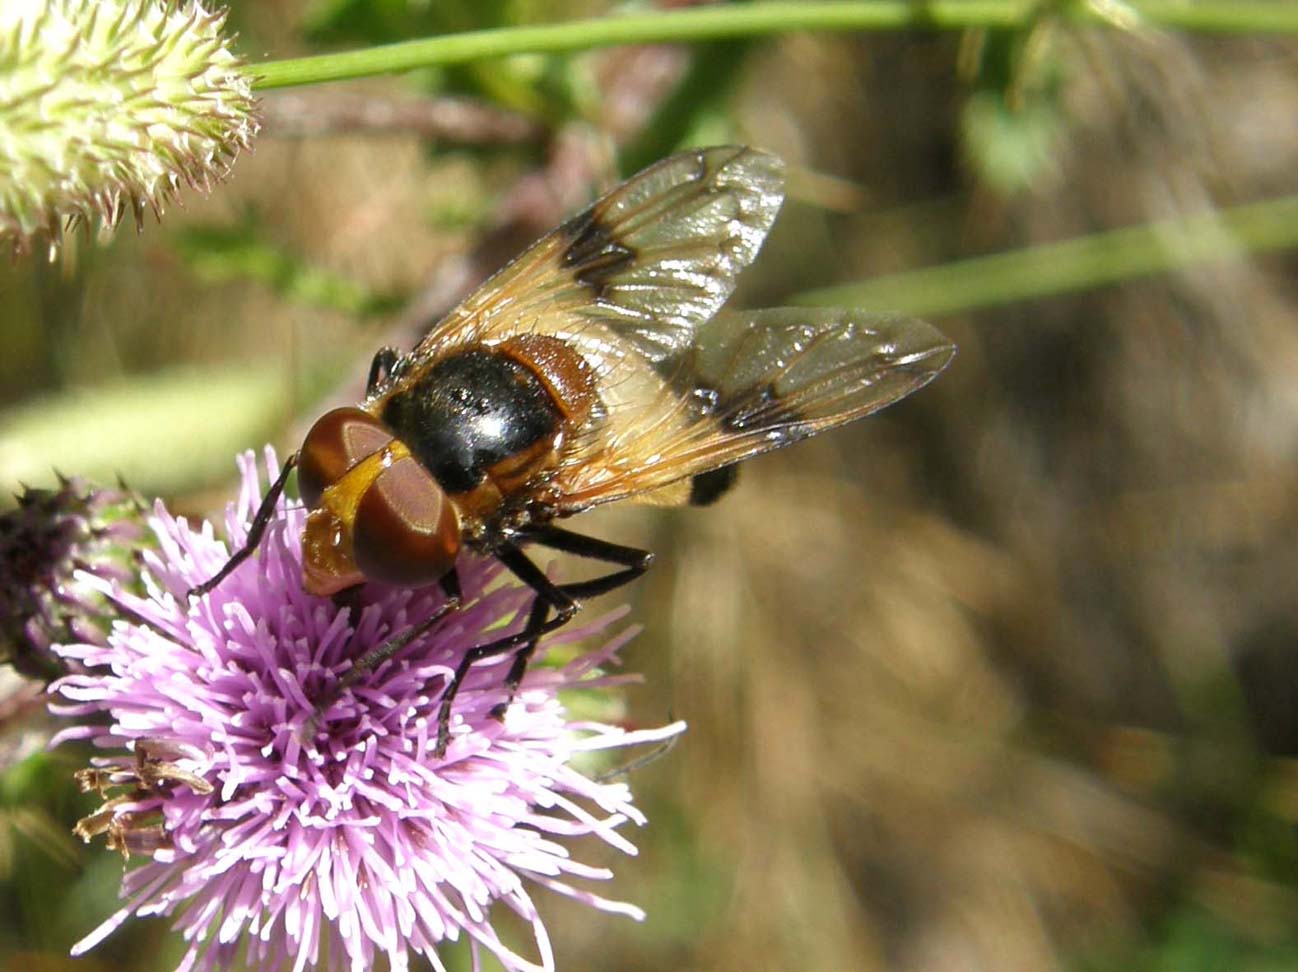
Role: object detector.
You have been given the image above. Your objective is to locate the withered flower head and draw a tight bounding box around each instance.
[0,476,145,681]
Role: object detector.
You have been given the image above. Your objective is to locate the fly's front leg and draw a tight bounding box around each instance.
[188,453,299,598]
[367,347,401,396]
[337,568,462,693]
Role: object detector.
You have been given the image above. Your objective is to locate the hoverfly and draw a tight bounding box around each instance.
[192,146,955,754]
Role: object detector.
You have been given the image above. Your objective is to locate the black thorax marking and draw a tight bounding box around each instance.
[380,349,562,495]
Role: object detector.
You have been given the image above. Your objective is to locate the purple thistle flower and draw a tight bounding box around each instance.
[49,449,682,972]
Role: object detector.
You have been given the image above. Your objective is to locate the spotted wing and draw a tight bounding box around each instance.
[370,145,785,403]
[370,146,952,513]
[549,308,956,510]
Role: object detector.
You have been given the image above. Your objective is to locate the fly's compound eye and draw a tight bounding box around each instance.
[353,455,461,587]
[298,407,393,509]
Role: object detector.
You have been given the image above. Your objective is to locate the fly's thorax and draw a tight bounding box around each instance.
[496,334,597,427]
[378,340,597,521]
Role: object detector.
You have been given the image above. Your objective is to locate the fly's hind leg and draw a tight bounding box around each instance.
[432,550,574,757]
[493,527,653,716]
[433,529,652,757]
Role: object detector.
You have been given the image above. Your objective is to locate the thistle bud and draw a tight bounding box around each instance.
[0,477,147,681]
[0,0,258,257]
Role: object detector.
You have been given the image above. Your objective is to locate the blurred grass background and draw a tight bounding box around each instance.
[5,1,1298,970]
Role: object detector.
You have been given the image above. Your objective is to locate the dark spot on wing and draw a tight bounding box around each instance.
[719,383,816,445]
[721,383,780,430]
[561,211,637,300]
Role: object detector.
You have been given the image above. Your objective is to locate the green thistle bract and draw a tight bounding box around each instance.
[0,0,258,257]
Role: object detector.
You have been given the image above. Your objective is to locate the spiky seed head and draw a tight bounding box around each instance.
[0,0,259,258]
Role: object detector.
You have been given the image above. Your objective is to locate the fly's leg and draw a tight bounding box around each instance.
[433,548,574,756]
[433,530,652,757]
[337,568,462,694]
[188,453,299,599]
[492,528,653,717]
[302,569,462,743]
[367,347,401,395]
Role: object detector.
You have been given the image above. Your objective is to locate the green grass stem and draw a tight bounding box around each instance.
[795,194,1298,317]
[249,2,1298,90]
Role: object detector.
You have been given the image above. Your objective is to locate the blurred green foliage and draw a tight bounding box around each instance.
[959,22,1070,193]
[175,219,405,317]
[1,362,337,497]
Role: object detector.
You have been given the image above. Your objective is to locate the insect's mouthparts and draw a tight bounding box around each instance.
[301,508,361,596]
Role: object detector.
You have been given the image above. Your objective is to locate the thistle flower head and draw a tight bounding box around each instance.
[0,0,258,257]
[0,476,145,681]
[50,450,680,972]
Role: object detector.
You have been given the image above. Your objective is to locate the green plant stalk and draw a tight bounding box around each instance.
[795,194,1298,317]
[249,2,1298,90]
